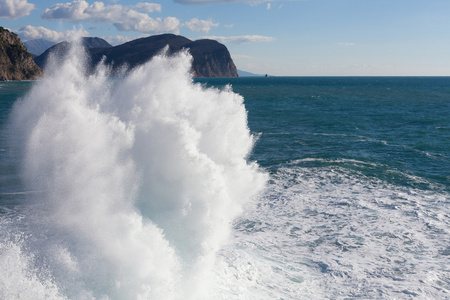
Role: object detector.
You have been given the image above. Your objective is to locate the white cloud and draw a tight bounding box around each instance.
[15,25,90,42]
[114,15,180,34]
[266,3,271,9]
[184,18,218,33]
[42,0,180,34]
[0,0,35,19]
[41,1,89,21]
[133,2,161,13]
[203,35,275,44]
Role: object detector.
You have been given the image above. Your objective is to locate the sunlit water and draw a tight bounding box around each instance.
[1,45,449,299]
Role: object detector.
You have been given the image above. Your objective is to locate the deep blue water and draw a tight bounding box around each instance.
[198,77,450,191]
[1,76,449,299]
[202,77,450,298]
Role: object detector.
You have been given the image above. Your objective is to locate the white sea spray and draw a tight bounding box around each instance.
[3,40,267,299]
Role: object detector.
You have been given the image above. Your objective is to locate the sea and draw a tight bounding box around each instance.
[0,45,449,299]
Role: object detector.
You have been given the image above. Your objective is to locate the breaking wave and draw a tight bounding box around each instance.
[1,41,267,299]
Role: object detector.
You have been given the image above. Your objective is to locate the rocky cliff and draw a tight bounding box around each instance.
[186,39,238,77]
[0,27,42,81]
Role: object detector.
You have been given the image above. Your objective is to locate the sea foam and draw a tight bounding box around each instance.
[3,40,267,299]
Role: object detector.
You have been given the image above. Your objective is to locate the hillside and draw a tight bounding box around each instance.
[34,37,112,69]
[0,27,42,81]
[89,34,238,77]
[36,34,238,78]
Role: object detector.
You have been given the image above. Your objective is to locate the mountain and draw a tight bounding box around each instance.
[34,37,112,69]
[0,27,42,81]
[81,37,112,49]
[23,39,56,56]
[34,41,71,69]
[184,38,238,77]
[88,34,192,71]
[36,34,238,78]
[88,34,238,77]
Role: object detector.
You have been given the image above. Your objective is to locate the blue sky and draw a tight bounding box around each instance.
[1,0,450,76]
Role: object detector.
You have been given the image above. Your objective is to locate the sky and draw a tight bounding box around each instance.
[1,0,450,76]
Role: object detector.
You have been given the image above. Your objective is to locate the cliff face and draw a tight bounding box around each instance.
[187,39,238,78]
[0,27,42,81]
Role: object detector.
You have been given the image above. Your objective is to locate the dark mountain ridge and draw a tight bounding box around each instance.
[81,37,112,49]
[88,34,192,70]
[35,34,238,77]
[34,37,112,69]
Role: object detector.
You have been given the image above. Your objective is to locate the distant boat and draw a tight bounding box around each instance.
[265,74,268,77]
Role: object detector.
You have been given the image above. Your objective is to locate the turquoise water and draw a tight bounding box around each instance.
[1,74,449,299]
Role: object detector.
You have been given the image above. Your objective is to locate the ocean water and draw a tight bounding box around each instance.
[0,45,449,299]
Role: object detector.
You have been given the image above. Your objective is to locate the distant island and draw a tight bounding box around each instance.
[34,34,238,78]
[0,27,42,81]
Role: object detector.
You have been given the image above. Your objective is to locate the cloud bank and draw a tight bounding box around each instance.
[184,18,219,33]
[0,0,34,19]
[15,25,90,42]
[42,0,179,34]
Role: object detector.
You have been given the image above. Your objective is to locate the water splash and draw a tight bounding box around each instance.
[3,40,267,299]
